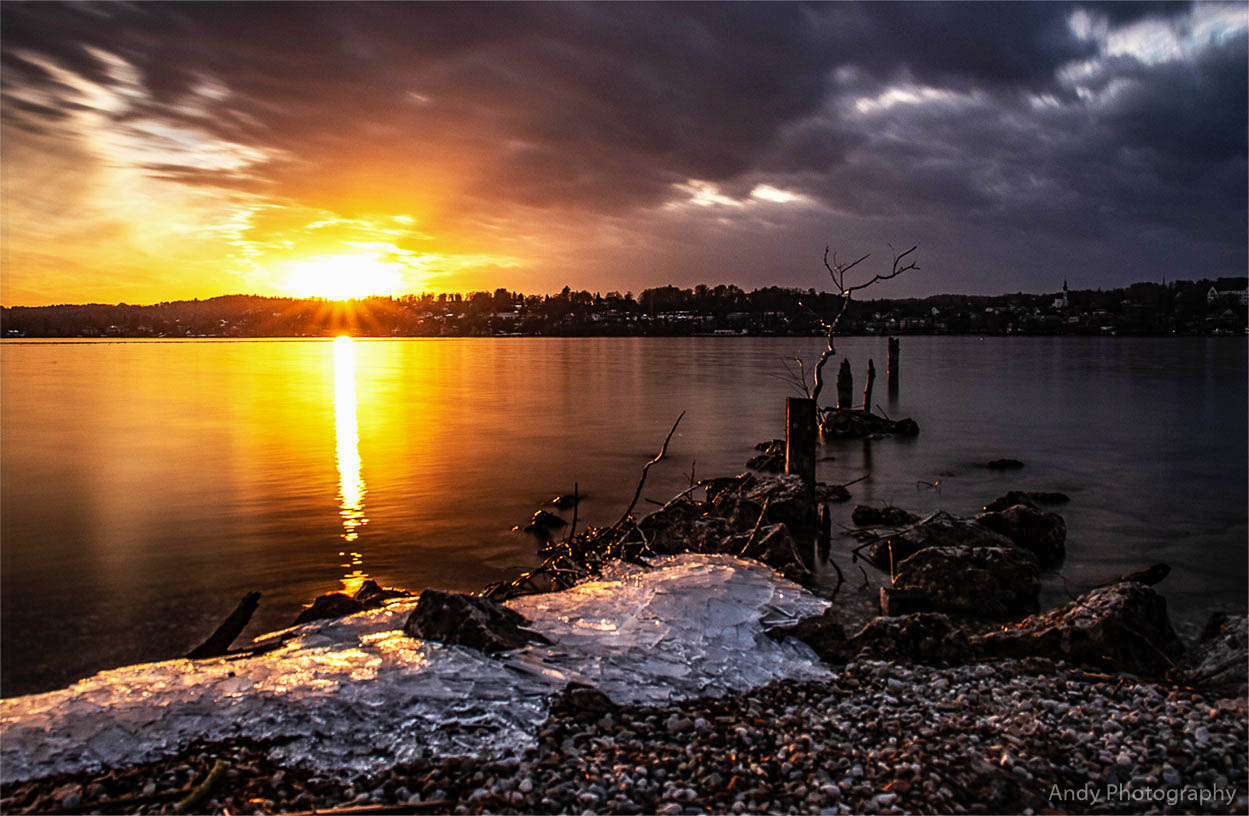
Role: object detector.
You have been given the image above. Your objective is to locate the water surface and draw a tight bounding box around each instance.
[2,336,1245,696]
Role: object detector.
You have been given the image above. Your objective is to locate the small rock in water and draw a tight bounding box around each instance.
[985,458,1025,470]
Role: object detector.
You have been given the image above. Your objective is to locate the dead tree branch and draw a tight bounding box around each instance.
[613,411,686,529]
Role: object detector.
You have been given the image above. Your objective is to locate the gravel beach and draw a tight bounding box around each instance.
[6,657,1245,815]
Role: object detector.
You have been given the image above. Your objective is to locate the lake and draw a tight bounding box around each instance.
[2,336,1245,697]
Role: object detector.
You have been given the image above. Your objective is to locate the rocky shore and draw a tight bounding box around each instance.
[3,445,1247,815]
[6,658,1245,815]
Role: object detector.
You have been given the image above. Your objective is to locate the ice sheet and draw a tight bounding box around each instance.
[1,554,828,782]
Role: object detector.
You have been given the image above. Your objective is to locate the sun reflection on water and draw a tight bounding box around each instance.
[333,336,368,592]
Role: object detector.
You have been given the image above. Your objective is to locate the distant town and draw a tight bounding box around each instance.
[2,277,1246,339]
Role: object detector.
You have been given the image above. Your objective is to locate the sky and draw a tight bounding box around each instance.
[1,2,1246,306]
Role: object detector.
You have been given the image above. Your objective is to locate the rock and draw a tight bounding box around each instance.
[550,494,581,510]
[766,607,848,662]
[864,511,1015,572]
[985,458,1025,470]
[820,409,919,440]
[879,587,932,616]
[972,582,1186,677]
[403,589,551,653]
[848,613,973,665]
[1177,614,1247,697]
[293,592,365,625]
[746,439,786,472]
[982,490,1070,512]
[722,523,815,586]
[529,510,567,531]
[353,580,411,608]
[852,504,920,527]
[1094,563,1171,588]
[974,504,1067,569]
[815,482,852,503]
[549,682,619,719]
[741,474,815,530]
[638,503,736,556]
[893,545,1040,619]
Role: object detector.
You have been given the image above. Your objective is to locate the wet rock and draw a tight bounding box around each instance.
[879,587,932,616]
[820,409,919,440]
[529,510,567,531]
[550,494,582,510]
[765,608,848,662]
[722,523,815,586]
[864,511,1014,572]
[814,482,852,503]
[403,590,550,654]
[852,504,920,527]
[1178,614,1247,697]
[549,683,619,719]
[982,490,1070,512]
[893,545,1041,619]
[746,439,785,473]
[974,504,1066,569]
[1093,563,1171,588]
[848,613,972,665]
[354,580,412,608]
[741,474,815,530]
[985,458,1024,470]
[972,582,1186,677]
[638,504,736,556]
[293,592,365,625]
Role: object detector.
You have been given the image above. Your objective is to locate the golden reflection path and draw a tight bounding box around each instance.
[333,336,368,593]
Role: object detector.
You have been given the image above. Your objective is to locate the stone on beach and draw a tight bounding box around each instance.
[403,589,551,654]
[293,592,365,625]
[973,503,1067,569]
[892,544,1041,619]
[851,504,919,527]
[863,510,1015,572]
[982,489,1070,512]
[971,581,1186,677]
[1178,613,1248,697]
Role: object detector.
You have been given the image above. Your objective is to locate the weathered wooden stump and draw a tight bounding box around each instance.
[835,358,853,410]
[785,397,817,490]
[863,359,876,412]
[887,337,900,397]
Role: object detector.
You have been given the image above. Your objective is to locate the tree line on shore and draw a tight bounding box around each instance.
[2,277,1245,338]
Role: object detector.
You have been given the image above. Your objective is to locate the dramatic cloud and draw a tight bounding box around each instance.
[1,1,1245,304]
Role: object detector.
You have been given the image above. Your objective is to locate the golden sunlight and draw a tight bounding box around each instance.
[286,254,407,300]
[333,336,368,565]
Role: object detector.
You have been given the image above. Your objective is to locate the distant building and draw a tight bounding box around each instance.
[1208,285,1248,306]
[1052,280,1069,310]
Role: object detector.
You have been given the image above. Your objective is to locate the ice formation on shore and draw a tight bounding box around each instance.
[0,555,829,783]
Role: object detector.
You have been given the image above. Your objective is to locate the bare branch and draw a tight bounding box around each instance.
[614,411,686,528]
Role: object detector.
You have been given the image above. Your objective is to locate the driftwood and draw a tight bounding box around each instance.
[613,411,685,529]
[863,359,876,411]
[187,592,260,659]
[177,758,228,811]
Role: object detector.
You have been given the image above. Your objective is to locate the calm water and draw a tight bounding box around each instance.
[2,336,1246,696]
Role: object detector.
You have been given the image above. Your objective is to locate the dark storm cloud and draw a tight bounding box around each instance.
[2,0,1244,293]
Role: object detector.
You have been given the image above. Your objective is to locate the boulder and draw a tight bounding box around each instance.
[971,582,1186,677]
[637,503,736,555]
[354,579,412,608]
[404,589,551,653]
[1094,563,1171,588]
[765,607,848,662]
[820,409,919,440]
[848,613,973,665]
[974,504,1067,569]
[528,509,567,531]
[550,494,581,510]
[1177,614,1247,697]
[853,504,920,527]
[746,439,785,472]
[982,490,1069,512]
[815,482,852,503]
[742,474,815,530]
[722,522,815,585]
[864,510,1015,572]
[293,592,365,625]
[893,545,1041,619]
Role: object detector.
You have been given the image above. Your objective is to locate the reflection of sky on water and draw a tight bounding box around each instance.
[333,336,368,593]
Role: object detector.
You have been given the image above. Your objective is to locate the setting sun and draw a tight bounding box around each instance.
[284,254,408,300]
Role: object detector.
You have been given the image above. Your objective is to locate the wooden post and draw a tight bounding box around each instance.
[887,337,899,396]
[862,359,876,413]
[785,397,816,490]
[816,503,831,564]
[835,358,853,410]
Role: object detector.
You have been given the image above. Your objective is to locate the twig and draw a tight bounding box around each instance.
[737,497,771,556]
[840,472,870,489]
[187,593,261,659]
[564,482,579,544]
[857,563,871,589]
[613,411,686,529]
[178,758,228,811]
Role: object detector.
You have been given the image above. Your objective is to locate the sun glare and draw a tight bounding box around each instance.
[284,254,406,300]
